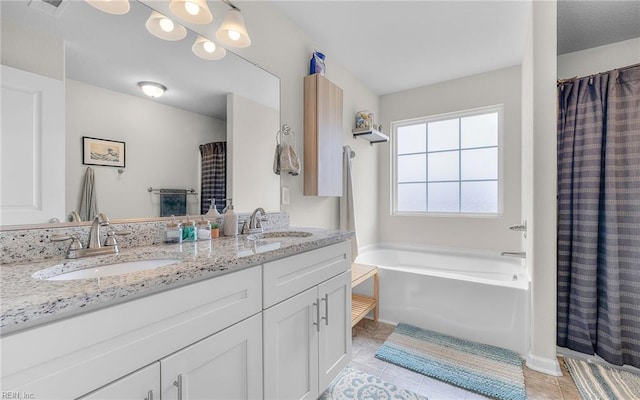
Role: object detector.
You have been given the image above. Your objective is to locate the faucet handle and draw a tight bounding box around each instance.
[51,233,83,250]
[103,230,131,247]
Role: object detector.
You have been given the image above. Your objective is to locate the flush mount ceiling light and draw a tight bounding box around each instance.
[138,81,167,98]
[215,4,251,48]
[145,11,187,41]
[192,36,226,60]
[169,0,213,24]
[84,0,130,15]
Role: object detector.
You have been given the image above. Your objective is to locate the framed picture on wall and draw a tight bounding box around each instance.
[82,136,126,168]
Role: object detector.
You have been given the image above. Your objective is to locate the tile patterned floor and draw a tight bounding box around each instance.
[349,319,582,400]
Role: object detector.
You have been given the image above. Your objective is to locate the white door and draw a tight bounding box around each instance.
[160,313,263,400]
[1,65,65,225]
[263,287,319,400]
[77,362,159,400]
[318,271,352,390]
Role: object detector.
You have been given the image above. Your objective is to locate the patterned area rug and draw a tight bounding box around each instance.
[375,323,525,400]
[564,357,640,399]
[319,366,428,400]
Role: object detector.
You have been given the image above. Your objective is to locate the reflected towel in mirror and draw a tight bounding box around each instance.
[79,167,98,221]
[160,189,187,217]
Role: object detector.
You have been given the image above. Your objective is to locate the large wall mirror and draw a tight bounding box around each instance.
[0,0,280,228]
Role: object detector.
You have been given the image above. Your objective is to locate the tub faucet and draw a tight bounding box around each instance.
[501,251,526,258]
[88,213,110,249]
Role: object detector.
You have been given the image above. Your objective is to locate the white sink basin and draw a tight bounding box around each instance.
[34,259,178,281]
[247,231,312,241]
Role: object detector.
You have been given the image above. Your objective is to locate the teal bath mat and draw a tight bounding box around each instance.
[565,357,640,400]
[375,323,526,400]
[319,366,427,400]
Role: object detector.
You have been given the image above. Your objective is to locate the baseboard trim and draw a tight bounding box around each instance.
[526,353,562,376]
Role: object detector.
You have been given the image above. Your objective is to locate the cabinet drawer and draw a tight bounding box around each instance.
[2,266,262,400]
[263,241,350,308]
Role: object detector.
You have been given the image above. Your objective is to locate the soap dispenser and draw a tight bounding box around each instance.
[223,199,238,237]
[205,198,221,218]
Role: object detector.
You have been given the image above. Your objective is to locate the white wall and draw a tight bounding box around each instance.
[376,66,522,252]
[558,38,640,79]
[227,93,280,213]
[522,0,561,376]
[231,2,380,248]
[66,79,226,219]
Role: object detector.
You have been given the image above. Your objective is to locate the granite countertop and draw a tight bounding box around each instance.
[0,227,352,334]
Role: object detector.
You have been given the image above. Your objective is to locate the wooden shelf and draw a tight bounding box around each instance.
[351,263,379,327]
[352,128,389,145]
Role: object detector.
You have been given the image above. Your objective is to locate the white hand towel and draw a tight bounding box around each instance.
[340,145,358,262]
[280,143,300,176]
[79,167,98,222]
[273,144,282,175]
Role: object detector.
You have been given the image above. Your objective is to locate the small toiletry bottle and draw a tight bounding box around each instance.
[182,216,197,241]
[223,199,238,237]
[165,215,182,243]
[197,216,212,240]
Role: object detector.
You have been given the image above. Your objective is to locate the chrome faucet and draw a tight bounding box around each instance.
[51,213,130,259]
[241,208,267,234]
[88,213,110,249]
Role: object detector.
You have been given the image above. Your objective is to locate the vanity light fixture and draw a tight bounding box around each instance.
[84,0,130,15]
[215,1,251,48]
[169,0,213,25]
[138,81,167,98]
[145,11,187,41]
[192,36,226,60]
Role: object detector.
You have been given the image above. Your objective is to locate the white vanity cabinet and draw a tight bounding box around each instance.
[2,266,262,400]
[263,241,352,400]
[1,240,352,400]
[77,363,160,400]
[79,314,263,400]
[160,313,263,400]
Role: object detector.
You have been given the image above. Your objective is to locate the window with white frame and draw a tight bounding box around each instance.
[392,105,502,215]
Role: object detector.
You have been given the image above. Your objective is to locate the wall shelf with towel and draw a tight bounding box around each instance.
[352,128,389,145]
[147,187,198,195]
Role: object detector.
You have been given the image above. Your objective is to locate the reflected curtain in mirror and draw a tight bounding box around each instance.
[200,142,227,214]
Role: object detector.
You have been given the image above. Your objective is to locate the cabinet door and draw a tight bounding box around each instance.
[161,313,262,400]
[303,74,343,196]
[318,271,352,390]
[263,287,319,400]
[77,362,159,400]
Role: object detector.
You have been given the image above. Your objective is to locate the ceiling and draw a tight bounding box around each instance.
[272,0,640,96]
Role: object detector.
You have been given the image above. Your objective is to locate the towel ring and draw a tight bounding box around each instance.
[276,124,296,147]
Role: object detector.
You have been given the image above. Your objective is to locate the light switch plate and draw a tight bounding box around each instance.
[281,186,290,205]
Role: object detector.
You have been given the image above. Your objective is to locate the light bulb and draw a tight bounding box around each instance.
[227,30,241,41]
[184,1,200,16]
[159,18,174,32]
[203,41,216,53]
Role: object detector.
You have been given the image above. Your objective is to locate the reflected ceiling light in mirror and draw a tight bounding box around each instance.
[84,0,130,15]
[215,4,251,48]
[169,0,213,24]
[145,11,187,41]
[192,36,226,60]
[138,81,167,98]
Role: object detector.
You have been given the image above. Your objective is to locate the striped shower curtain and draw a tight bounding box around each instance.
[199,142,226,215]
[557,65,640,368]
